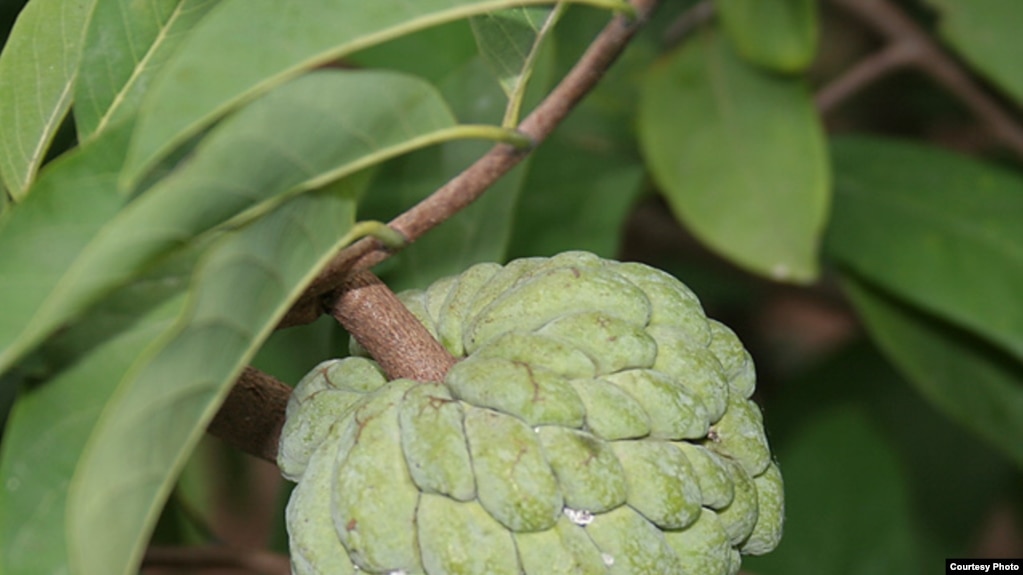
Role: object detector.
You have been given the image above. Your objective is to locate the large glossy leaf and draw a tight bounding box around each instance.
[0,70,474,378]
[508,136,643,258]
[842,275,1023,469]
[74,0,221,139]
[924,0,1023,105]
[826,136,1023,361]
[120,0,625,186]
[0,254,194,575]
[639,29,829,283]
[0,0,95,199]
[744,405,921,574]
[471,4,563,125]
[0,120,136,377]
[66,177,366,575]
[715,0,817,73]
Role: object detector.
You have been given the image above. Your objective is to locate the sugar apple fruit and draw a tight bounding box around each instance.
[279,251,783,575]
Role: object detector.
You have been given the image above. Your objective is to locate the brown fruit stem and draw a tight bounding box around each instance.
[331,270,456,382]
[207,367,291,463]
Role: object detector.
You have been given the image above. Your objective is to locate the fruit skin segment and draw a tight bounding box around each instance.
[437,262,501,357]
[514,516,609,575]
[611,440,703,530]
[277,357,386,481]
[398,381,475,501]
[647,324,730,423]
[285,420,358,575]
[614,261,710,343]
[464,407,564,532]
[742,462,785,555]
[602,368,710,440]
[417,494,521,575]
[446,356,587,427]
[473,331,598,378]
[332,381,422,573]
[279,251,783,574]
[538,310,658,376]
[663,508,738,575]
[464,265,652,353]
[537,425,629,513]
[707,393,772,477]
[707,319,757,399]
[586,505,683,574]
[717,458,760,546]
[674,442,735,510]
[567,376,652,440]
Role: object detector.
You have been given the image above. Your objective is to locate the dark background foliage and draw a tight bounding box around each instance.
[0,0,1020,573]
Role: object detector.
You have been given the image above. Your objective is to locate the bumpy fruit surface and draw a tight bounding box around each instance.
[279,251,783,575]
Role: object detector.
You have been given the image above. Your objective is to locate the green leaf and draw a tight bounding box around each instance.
[0,173,8,216]
[74,0,221,140]
[508,136,643,258]
[66,177,366,575]
[638,29,829,283]
[842,275,1023,470]
[0,0,95,199]
[0,119,136,377]
[121,0,626,186]
[0,255,193,575]
[744,405,920,575]
[825,136,1023,361]
[715,0,817,73]
[0,70,473,377]
[470,4,563,125]
[349,20,480,84]
[924,0,1023,105]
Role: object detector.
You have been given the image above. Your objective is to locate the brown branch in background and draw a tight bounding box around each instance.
[207,367,290,463]
[331,270,456,382]
[142,545,290,575]
[825,0,1023,157]
[662,0,714,48]
[816,40,918,113]
[279,0,662,329]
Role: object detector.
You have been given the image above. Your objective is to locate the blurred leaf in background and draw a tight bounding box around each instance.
[639,29,830,284]
[716,0,818,73]
[923,0,1023,106]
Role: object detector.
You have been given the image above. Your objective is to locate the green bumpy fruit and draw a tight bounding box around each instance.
[279,252,783,575]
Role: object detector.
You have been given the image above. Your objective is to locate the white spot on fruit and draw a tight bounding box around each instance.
[602,553,614,566]
[563,507,594,526]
